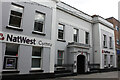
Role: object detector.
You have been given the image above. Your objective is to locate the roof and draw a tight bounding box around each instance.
[106,17,120,23]
[57,1,93,23]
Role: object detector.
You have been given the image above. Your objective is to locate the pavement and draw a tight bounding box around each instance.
[39,71,120,80]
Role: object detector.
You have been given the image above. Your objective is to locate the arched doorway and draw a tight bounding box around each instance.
[77,55,85,74]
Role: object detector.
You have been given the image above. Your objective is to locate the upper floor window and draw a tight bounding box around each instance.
[103,34,107,48]
[58,24,64,40]
[34,12,45,33]
[57,50,64,66]
[73,28,78,42]
[109,37,113,49]
[115,26,119,31]
[9,4,23,28]
[117,39,119,45]
[85,32,89,44]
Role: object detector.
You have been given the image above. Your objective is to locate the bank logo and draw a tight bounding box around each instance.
[0,33,5,40]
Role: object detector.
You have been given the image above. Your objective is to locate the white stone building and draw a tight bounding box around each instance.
[0,0,117,79]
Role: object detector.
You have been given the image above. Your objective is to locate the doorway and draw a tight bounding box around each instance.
[77,55,85,74]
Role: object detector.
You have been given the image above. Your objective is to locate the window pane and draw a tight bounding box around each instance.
[104,55,107,65]
[9,15,21,27]
[103,35,107,47]
[74,29,78,42]
[109,37,112,48]
[58,51,63,58]
[58,32,63,39]
[32,47,41,56]
[58,24,64,30]
[86,32,89,44]
[11,4,23,13]
[11,10,22,17]
[34,22,43,32]
[35,13,44,22]
[74,29,77,34]
[58,24,64,39]
[32,58,41,68]
[86,32,89,39]
[110,55,113,65]
[5,44,19,56]
[74,34,77,42]
[4,43,19,69]
[117,39,119,44]
[104,35,106,40]
[57,50,64,65]
[9,4,23,28]
[58,59,62,65]
[34,12,44,32]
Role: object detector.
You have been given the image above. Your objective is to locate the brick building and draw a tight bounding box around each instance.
[106,17,120,68]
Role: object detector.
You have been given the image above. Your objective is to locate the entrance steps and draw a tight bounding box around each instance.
[89,68,118,74]
[54,70,75,77]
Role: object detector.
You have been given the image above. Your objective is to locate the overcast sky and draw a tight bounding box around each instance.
[61,0,120,19]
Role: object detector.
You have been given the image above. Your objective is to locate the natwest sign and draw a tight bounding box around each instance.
[102,50,110,54]
[0,32,52,47]
[6,34,36,45]
[0,33,5,40]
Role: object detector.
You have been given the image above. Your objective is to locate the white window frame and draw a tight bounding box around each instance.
[104,54,107,66]
[85,32,89,44]
[34,11,45,33]
[73,28,79,42]
[109,37,113,49]
[57,50,64,66]
[8,3,24,28]
[103,34,107,48]
[58,23,65,40]
[31,47,42,70]
[110,55,113,65]
[116,26,119,31]
[4,43,19,70]
[117,39,119,45]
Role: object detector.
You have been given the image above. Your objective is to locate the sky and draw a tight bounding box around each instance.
[60,0,120,19]
[3,0,119,19]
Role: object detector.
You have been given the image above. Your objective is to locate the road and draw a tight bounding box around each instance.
[40,71,120,80]
[61,71,119,78]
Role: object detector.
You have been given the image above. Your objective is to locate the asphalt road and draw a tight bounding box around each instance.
[61,71,119,78]
[39,71,120,80]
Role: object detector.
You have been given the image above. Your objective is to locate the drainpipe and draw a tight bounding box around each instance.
[0,1,2,80]
[92,23,95,69]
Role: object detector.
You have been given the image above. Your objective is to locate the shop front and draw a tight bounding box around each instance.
[0,32,53,79]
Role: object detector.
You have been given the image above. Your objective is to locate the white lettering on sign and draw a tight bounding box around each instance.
[38,40,52,46]
[0,32,52,47]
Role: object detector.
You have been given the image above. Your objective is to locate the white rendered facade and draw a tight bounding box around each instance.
[0,0,117,79]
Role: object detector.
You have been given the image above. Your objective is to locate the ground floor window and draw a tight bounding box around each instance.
[57,50,64,66]
[110,55,113,65]
[3,43,19,69]
[31,47,42,70]
[104,54,107,66]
